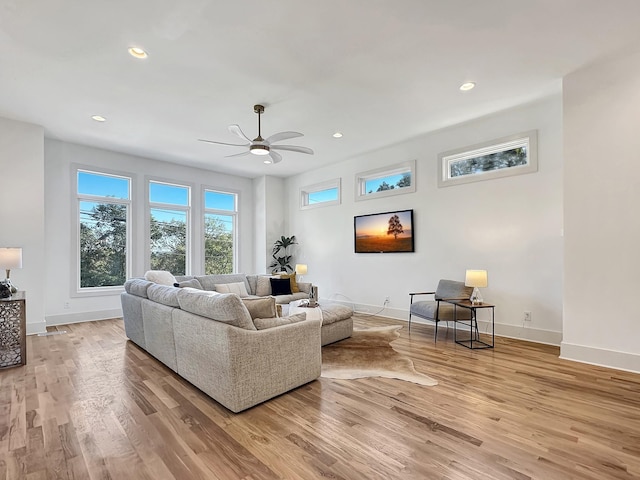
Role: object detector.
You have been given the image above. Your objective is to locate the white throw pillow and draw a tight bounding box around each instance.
[256,275,278,296]
[214,282,249,297]
[144,270,177,286]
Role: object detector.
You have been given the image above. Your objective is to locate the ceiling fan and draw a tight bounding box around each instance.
[198,104,314,164]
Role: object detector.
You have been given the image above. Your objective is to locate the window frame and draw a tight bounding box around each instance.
[146,178,192,276]
[300,178,341,210]
[437,130,538,187]
[72,166,133,297]
[203,187,238,274]
[355,160,416,201]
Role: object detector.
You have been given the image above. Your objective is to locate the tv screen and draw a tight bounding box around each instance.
[354,209,414,253]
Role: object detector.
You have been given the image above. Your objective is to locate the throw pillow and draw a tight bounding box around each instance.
[173,278,203,290]
[270,277,292,296]
[241,296,277,320]
[256,275,276,296]
[279,272,300,293]
[144,270,177,286]
[214,282,249,297]
[253,313,307,330]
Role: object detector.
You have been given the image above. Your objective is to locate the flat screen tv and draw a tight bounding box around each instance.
[354,209,414,253]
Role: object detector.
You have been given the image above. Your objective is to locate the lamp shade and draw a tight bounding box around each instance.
[0,248,22,269]
[465,269,487,288]
[295,264,308,275]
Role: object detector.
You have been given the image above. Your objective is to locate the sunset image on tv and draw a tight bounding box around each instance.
[354,210,414,253]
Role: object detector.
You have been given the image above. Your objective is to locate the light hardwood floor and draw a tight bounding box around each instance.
[1,316,639,479]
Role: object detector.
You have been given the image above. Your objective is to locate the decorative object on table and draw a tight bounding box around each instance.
[321,325,437,386]
[198,104,314,165]
[354,210,414,253]
[294,263,307,282]
[269,235,297,273]
[309,285,319,307]
[0,282,11,299]
[0,291,27,368]
[0,247,22,294]
[465,269,488,305]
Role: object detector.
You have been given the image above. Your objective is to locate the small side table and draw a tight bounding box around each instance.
[448,299,495,350]
[0,291,27,368]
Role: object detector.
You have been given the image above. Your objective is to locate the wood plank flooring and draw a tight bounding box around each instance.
[1,316,639,479]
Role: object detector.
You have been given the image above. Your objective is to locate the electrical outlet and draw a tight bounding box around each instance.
[64,302,70,309]
[524,311,532,322]
[384,296,390,305]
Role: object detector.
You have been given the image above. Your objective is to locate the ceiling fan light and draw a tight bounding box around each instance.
[250,144,270,155]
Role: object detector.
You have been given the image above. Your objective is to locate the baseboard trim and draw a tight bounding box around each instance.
[560,342,640,374]
[349,302,562,346]
[45,308,123,326]
[27,321,47,335]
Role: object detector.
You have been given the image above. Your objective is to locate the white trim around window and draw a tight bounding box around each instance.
[437,130,538,187]
[300,178,341,210]
[71,165,133,297]
[355,160,416,201]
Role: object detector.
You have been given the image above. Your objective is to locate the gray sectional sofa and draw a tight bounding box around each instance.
[120,273,353,412]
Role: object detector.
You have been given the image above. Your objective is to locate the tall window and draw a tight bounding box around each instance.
[77,170,131,290]
[149,181,190,275]
[204,189,237,274]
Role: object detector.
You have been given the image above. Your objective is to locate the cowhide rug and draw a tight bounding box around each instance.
[321,325,437,386]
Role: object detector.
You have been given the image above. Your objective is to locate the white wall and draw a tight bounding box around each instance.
[286,96,564,344]
[562,48,640,372]
[0,117,46,334]
[44,139,255,326]
[252,175,287,273]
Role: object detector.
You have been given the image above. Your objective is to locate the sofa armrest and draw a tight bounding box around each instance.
[297,282,311,294]
[172,310,321,412]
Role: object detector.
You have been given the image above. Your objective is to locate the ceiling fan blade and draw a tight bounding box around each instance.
[225,151,252,158]
[265,131,303,144]
[268,150,282,164]
[270,145,314,155]
[198,139,249,147]
[228,124,252,142]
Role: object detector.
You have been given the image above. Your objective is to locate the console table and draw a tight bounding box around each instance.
[447,299,494,350]
[0,291,27,368]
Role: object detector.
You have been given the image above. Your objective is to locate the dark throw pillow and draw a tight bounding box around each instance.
[270,277,292,296]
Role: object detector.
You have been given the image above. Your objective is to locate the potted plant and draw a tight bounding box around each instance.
[269,235,297,273]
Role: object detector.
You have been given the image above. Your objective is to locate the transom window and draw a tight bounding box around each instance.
[148,181,190,275]
[204,189,237,274]
[300,178,341,209]
[76,169,131,292]
[438,130,538,187]
[355,160,416,201]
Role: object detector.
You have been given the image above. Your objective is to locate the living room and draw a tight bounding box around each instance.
[1,2,640,478]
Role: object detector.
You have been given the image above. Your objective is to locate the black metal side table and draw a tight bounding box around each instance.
[0,291,27,368]
[448,299,495,349]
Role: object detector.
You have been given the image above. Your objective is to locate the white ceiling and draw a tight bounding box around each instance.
[2,0,640,179]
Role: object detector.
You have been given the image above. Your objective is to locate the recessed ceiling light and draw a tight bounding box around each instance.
[91,115,106,122]
[128,47,148,59]
[333,132,343,138]
[460,82,476,91]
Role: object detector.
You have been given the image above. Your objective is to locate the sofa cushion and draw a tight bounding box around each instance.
[256,275,277,296]
[173,278,203,290]
[253,313,307,330]
[241,296,277,320]
[270,277,292,296]
[124,278,153,298]
[279,272,300,293]
[320,304,353,326]
[195,274,251,294]
[215,281,249,297]
[147,284,181,307]
[177,289,256,330]
[144,270,177,286]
